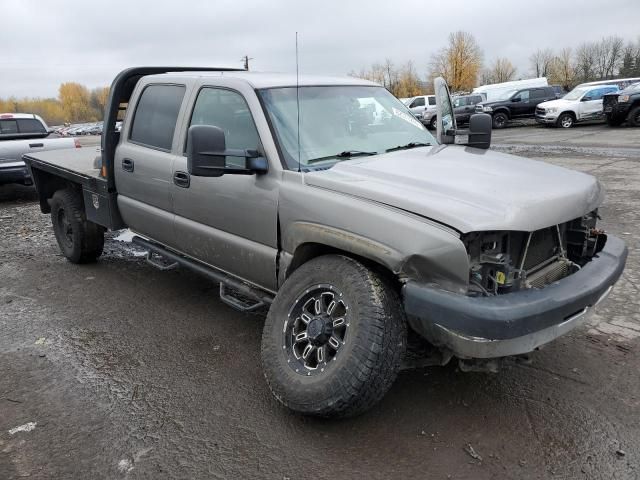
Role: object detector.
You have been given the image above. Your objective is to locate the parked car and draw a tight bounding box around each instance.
[405,95,436,122]
[535,84,619,128]
[475,86,559,128]
[23,68,626,418]
[603,82,640,127]
[452,94,484,125]
[0,113,80,185]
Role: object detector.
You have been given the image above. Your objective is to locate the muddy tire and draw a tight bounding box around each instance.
[556,112,575,128]
[628,106,640,127]
[50,189,104,264]
[261,255,406,417]
[492,112,508,129]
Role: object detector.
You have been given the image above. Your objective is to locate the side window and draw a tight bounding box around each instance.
[410,97,425,108]
[188,88,261,168]
[513,90,530,102]
[0,119,18,134]
[130,84,186,151]
[17,119,46,134]
[531,89,546,99]
[473,96,483,104]
[428,96,436,106]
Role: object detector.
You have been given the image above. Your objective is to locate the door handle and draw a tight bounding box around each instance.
[173,171,190,188]
[29,143,44,148]
[122,158,134,172]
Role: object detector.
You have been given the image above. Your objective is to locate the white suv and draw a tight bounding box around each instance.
[535,85,619,128]
[404,95,436,125]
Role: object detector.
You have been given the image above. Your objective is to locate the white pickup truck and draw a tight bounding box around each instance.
[535,85,620,128]
[0,113,80,185]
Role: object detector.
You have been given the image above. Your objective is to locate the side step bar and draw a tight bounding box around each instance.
[132,236,274,311]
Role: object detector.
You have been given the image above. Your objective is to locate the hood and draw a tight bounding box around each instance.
[304,145,603,233]
[538,98,573,108]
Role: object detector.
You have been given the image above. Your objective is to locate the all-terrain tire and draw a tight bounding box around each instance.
[429,116,437,130]
[605,113,625,127]
[50,189,104,263]
[261,255,407,418]
[492,112,508,129]
[628,106,640,127]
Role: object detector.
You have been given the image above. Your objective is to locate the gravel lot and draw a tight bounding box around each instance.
[1,124,639,479]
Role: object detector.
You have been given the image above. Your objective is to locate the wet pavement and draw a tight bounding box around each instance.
[1,125,639,479]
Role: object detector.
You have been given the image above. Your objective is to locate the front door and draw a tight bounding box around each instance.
[114,83,188,246]
[511,89,532,117]
[171,86,279,290]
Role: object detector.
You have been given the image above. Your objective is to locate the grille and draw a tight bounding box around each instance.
[535,107,546,116]
[522,228,558,271]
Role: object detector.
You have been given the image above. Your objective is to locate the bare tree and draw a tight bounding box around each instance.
[575,42,597,83]
[549,48,575,89]
[429,31,483,92]
[530,48,554,77]
[486,57,517,83]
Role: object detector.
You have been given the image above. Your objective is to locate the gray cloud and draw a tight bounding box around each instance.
[2,0,639,97]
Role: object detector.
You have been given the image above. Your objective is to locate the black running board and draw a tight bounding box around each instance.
[132,236,274,311]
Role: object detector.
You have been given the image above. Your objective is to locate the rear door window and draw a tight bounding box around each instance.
[130,84,186,151]
[428,96,436,106]
[0,119,18,134]
[17,118,46,134]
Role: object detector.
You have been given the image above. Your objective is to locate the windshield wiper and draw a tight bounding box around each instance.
[385,142,432,153]
[306,150,377,164]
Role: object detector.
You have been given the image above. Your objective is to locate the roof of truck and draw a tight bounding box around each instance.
[147,71,379,89]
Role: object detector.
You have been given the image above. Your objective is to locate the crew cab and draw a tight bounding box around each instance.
[475,86,558,128]
[603,82,640,127]
[452,94,484,125]
[0,113,80,185]
[22,67,626,418]
[404,95,436,124]
[535,85,620,128]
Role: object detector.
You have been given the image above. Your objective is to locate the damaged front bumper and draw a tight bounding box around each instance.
[403,235,627,359]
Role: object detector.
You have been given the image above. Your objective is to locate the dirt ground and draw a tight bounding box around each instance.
[1,124,639,479]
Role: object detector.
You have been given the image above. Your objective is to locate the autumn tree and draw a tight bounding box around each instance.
[429,31,483,92]
[59,82,96,123]
[90,87,110,119]
[396,61,424,97]
[549,48,575,89]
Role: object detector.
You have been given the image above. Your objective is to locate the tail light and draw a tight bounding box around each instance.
[74,139,81,148]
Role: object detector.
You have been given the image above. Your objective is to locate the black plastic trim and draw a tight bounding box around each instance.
[404,235,628,341]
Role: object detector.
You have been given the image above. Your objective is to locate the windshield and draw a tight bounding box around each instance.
[259,86,436,170]
[495,89,517,101]
[563,87,590,101]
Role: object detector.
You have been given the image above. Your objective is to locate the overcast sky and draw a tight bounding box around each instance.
[2,0,639,98]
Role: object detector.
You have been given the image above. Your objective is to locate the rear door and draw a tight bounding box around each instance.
[114,82,189,246]
[171,83,279,290]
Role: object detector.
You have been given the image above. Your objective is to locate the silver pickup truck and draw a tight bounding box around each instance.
[23,67,627,418]
[0,113,80,185]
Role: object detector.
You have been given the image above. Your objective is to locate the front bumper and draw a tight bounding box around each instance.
[535,114,558,124]
[0,161,32,185]
[403,235,627,358]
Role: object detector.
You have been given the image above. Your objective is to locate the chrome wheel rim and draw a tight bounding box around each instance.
[283,284,349,376]
[561,116,573,128]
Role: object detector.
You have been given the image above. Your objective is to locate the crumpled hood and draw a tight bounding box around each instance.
[304,145,603,233]
[538,99,573,109]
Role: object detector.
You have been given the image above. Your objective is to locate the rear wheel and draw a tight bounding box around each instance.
[261,255,406,417]
[492,112,508,129]
[628,106,640,127]
[606,114,625,127]
[50,189,104,263]
[556,112,574,128]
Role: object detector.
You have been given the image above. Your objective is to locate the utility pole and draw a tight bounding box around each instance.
[241,55,253,71]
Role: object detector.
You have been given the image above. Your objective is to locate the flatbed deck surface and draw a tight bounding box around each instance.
[23,146,102,180]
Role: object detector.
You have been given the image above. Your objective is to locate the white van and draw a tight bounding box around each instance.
[473,78,549,102]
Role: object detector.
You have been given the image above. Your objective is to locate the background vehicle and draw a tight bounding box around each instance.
[22,67,625,418]
[475,86,558,128]
[452,94,484,125]
[603,82,640,127]
[575,77,640,90]
[535,84,619,128]
[0,113,80,185]
[405,94,436,121]
[472,77,548,102]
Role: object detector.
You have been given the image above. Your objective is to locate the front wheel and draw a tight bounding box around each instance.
[429,116,437,130]
[556,112,574,128]
[628,106,640,127]
[261,255,407,417]
[492,112,508,129]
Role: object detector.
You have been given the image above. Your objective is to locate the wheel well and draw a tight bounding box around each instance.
[493,109,510,118]
[286,242,400,291]
[31,169,80,214]
[559,110,576,119]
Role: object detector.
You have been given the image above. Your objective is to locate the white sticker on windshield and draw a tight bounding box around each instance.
[392,107,423,129]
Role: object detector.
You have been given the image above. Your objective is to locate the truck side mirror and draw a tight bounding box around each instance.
[465,113,492,149]
[187,125,226,177]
